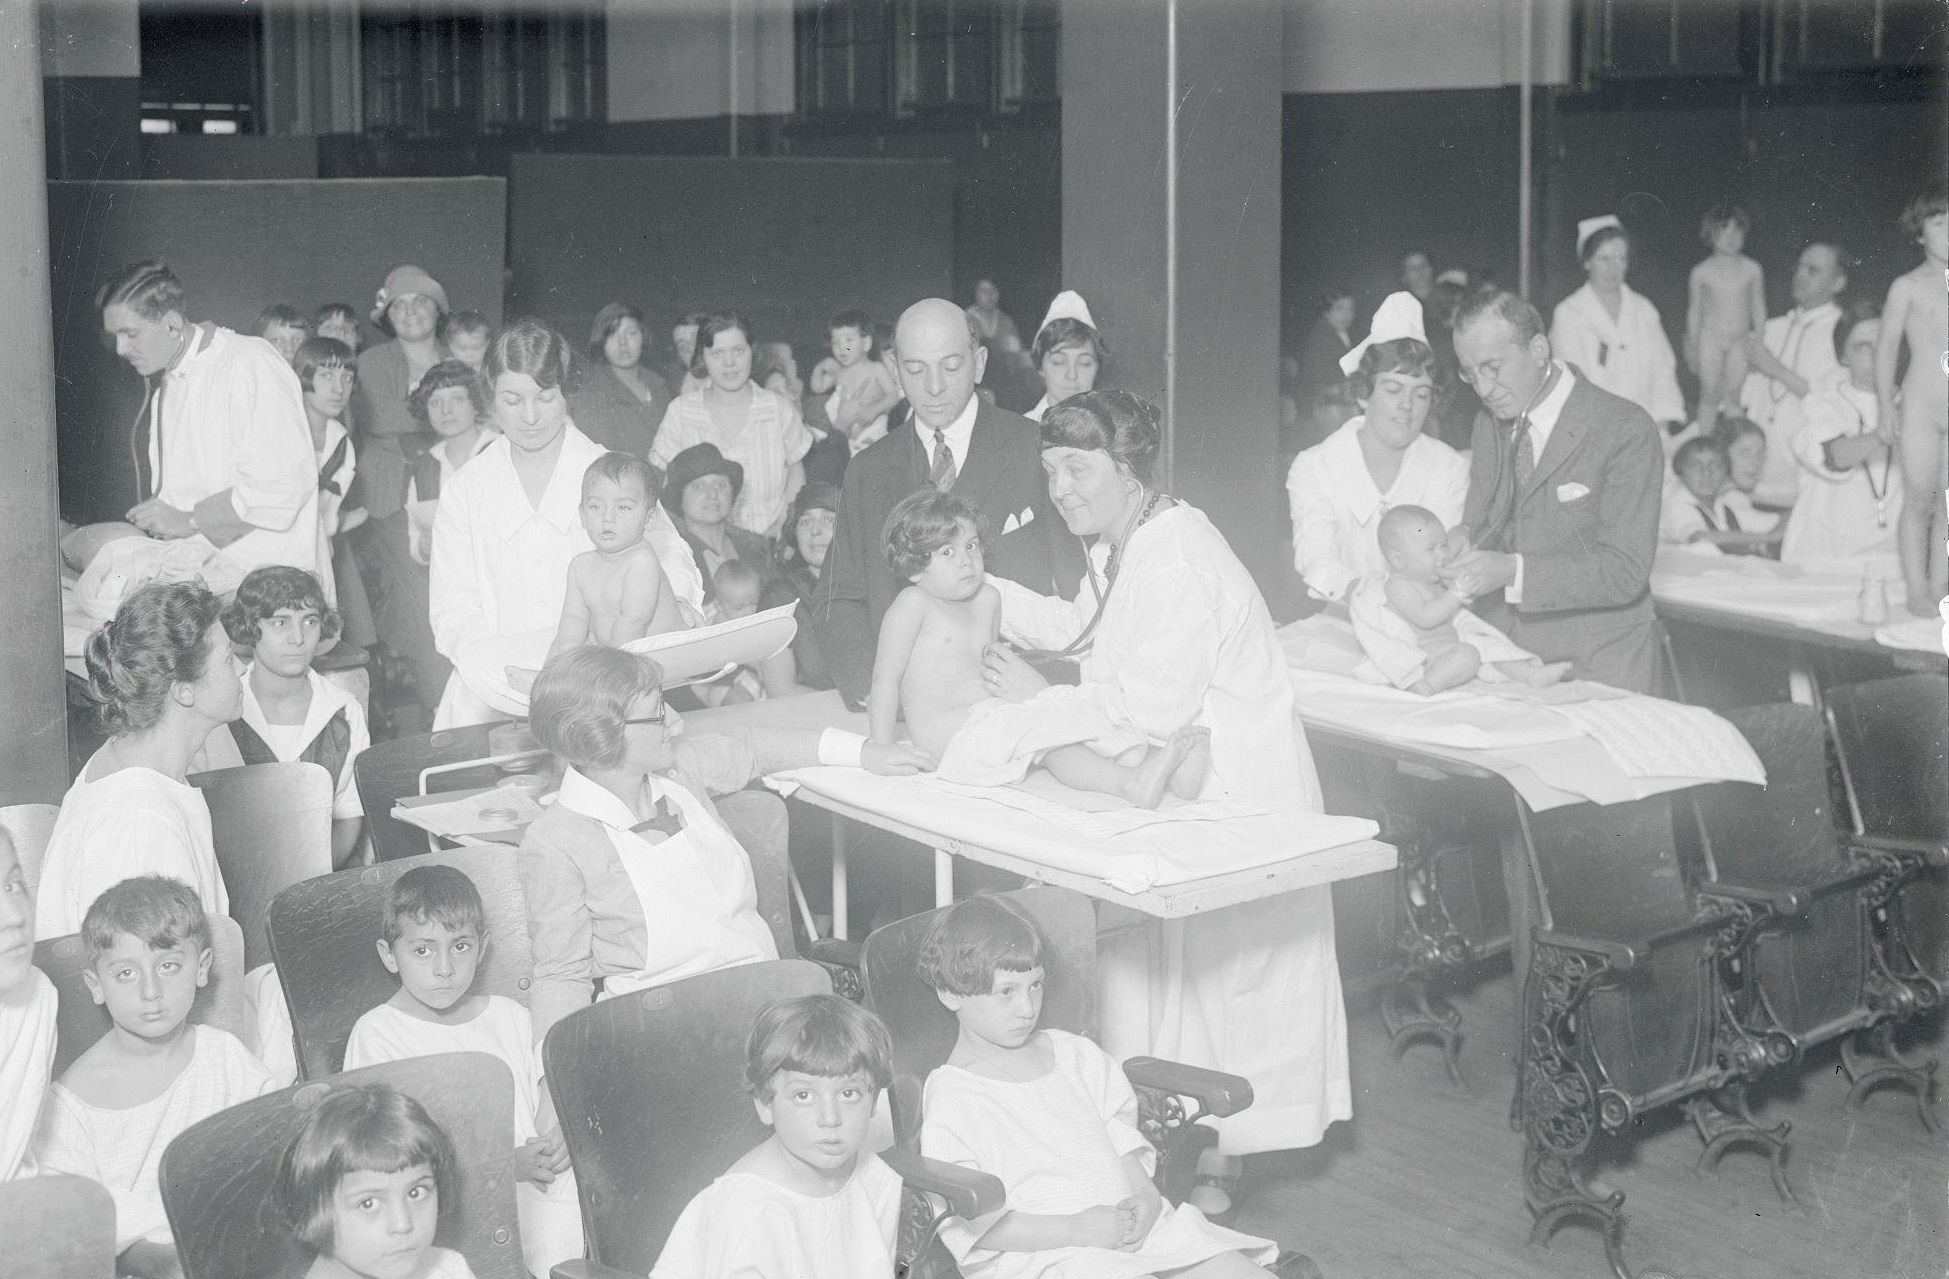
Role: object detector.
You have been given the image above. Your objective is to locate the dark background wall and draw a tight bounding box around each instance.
[48,177,507,524]
[503,153,953,362]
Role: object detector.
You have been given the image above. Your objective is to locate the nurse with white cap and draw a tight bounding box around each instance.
[1548,215,1686,429]
[1024,290,1104,422]
[1285,291,1470,601]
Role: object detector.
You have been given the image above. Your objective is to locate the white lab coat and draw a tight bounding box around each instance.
[1739,303,1844,506]
[996,504,1350,1154]
[1780,372,1902,571]
[1286,416,1471,601]
[429,423,704,727]
[145,324,329,595]
[1550,283,1685,427]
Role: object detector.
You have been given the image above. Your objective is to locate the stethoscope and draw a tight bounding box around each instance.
[1472,362,1562,550]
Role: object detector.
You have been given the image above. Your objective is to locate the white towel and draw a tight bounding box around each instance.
[1347,575,1538,690]
[1547,696,1766,784]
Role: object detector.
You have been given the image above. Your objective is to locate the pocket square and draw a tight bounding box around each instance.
[1002,507,1035,534]
[1556,482,1591,503]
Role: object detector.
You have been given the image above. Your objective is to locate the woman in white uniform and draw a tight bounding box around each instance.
[1286,291,1470,603]
[1549,216,1686,431]
[1781,302,1903,570]
[980,390,1350,1211]
[428,321,702,728]
[1023,290,1102,423]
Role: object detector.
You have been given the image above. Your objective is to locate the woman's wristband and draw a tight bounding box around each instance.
[817,727,866,767]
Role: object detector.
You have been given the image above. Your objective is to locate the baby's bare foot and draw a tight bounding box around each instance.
[1167,726,1212,800]
[1123,730,1197,809]
[1511,659,1572,687]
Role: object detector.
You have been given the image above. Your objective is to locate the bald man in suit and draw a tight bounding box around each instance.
[812,298,1081,709]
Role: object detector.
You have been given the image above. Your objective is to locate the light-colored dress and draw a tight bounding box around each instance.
[651,1152,902,1279]
[1781,372,1902,570]
[304,1246,476,1279]
[191,667,371,822]
[345,997,584,1277]
[1285,416,1471,601]
[36,751,229,938]
[33,1026,274,1251]
[995,504,1350,1154]
[650,385,817,537]
[921,1030,1276,1279]
[1,969,57,1180]
[1550,282,1686,426]
[936,687,1148,788]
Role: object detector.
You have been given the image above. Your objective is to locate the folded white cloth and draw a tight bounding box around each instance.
[1875,614,1948,655]
[766,766,1375,893]
[1546,695,1766,784]
[935,686,1149,787]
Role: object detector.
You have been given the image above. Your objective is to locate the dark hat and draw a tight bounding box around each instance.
[660,443,744,515]
[790,481,841,522]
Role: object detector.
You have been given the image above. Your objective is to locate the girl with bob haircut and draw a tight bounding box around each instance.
[274,1084,476,1279]
[915,894,1045,998]
[575,302,672,459]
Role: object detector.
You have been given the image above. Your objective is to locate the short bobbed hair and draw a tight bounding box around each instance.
[382,865,485,946]
[409,360,488,424]
[1348,337,1438,401]
[589,302,645,363]
[81,875,211,963]
[97,260,186,321]
[256,304,312,337]
[1672,435,1730,477]
[292,338,355,395]
[1699,203,1750,245]
[689,312,754,377]
[486,319,573,392]
[1451,289,1546,346]
[528,646,666,771]
[274,1085,457,1254]
[745,994,893,1099]
[1031,317,1101,370]
[916,895,1046,998]
[828,308,873,337]
[1709,415,1766,453]
[84,581,224,737]
[1039,389,1161,485]
[882,490,981,579]
[1830,298,1881,362]
[1578,225,1629,264]
[1899,188,1947,241]
[223,566,341,648]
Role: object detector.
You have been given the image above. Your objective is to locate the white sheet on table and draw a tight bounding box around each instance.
[1875,614,1948,656]
[1546,696,1765,784]
[1650,555,1884,627]
[766,766,1376,893]
[1286,667,1585,750]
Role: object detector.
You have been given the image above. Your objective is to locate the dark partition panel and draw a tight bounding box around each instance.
[46,177,507,524]
[505,154,953,361]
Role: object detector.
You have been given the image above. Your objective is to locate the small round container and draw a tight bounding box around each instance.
[487,722,542,773]
[503,772,549,800]
[477,806,522,825]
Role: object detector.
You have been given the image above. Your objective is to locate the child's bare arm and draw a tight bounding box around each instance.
[611,549,671,644]
[850,362,900,422]
[1385,575,1466,629]
[545,561,593,659]
[1743,259,1767,331]
[1876,275,1914,417]
[868,589,926,743]
[809,356,840,394]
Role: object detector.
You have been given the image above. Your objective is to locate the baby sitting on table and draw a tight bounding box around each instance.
[1352,504,1570,695]
[869,490,1208,808]
[509,452,687,694]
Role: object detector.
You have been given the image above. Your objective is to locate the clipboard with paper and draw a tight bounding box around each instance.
[455,601,800,716]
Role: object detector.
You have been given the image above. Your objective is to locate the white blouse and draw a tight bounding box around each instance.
[1285,417,1470,601]
[649,385,815,537]
[1550,283,1685,426]
[1781,373,1902,569]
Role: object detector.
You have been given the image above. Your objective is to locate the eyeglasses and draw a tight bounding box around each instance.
[624,703,670,728]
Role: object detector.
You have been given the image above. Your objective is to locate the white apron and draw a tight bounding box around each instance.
[599,778,777,1000]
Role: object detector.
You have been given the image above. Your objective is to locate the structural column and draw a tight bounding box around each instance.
[3,1,75,800]
[1060,0,1285,586]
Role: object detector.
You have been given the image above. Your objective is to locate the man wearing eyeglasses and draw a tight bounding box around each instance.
[1440,290,1664,694]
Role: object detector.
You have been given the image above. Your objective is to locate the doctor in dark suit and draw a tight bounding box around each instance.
[1441,290,1664,694]
[813,297,1078,707]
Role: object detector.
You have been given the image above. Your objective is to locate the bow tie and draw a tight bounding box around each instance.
[629,797,684,840]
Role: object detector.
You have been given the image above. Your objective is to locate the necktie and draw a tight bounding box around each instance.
[930,428,957,491]
[319,434,350,497]
[134,377,165,503]
[629,797,685,841]
[1512,417,1536,489]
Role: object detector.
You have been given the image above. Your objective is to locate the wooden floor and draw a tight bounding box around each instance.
[1234,968,1948,1279]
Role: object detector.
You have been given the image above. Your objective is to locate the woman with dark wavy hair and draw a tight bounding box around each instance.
[36,581,240,937]
[570,301,671,458]
[977,388,1349,1211]
[1284,290,1469,604]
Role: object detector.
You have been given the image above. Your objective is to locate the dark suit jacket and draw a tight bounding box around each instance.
[1460,368,1664,692]
[811,399,1082,703]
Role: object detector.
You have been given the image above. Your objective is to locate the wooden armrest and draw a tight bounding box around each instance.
[1849,834,1949,869]
[1123,1056,1255,1119]
[552,1262,639,1279]
[880,1147,1006,1220]
[806,936,863,968]
[1532,927,1641,971]
[1697,881,1805,917]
